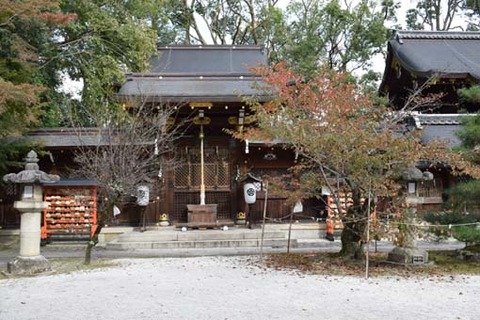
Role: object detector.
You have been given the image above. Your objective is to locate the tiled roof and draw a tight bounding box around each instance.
[421,125,462,148]
[395,31,480,41]
[25,128,147,147]
[117,45,269,102]
[118,76,265,102]
[149,45,266,76]
[46,179,97,186]
[380,31,480,94]
[389,30,480,80]
[410,114,477,148]
[413,114,473,126]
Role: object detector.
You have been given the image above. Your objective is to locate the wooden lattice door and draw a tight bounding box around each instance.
[173,146,232,221]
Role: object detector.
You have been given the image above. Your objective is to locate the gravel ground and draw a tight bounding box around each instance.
[1,256,479,320]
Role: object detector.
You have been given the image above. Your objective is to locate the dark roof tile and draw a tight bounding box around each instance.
[118,45,267,101]
[380,31,480,93]
[118,77,267,102]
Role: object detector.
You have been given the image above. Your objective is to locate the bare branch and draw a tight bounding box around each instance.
[67,97,189,205]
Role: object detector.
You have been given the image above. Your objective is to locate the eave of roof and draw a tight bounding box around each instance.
[380,30,480,93]
[413,113,474,126]
[25,128,103,147]
[117,76,270,102]
[25,128,156,148]
[118,45,269,102]
[409,113,478,148]
[46,179,97,187]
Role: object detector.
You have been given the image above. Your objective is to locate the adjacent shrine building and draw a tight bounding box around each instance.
[380,30,480,212]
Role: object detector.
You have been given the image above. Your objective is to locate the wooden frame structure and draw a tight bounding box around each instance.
[41,183,97,240]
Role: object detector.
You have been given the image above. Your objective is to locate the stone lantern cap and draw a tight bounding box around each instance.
[3,150,60,184]
[401,167,434,182]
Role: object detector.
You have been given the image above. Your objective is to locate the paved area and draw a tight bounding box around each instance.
[0,235,466,270]
[0,229,472,320]
[1,256,479,320]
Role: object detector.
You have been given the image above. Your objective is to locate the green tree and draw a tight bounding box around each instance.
[422,90,480,252]
[55,0,157,125]
[154,0,289,63]
[280,0,398,76]
[0,0,76,174]
[445,86,480,212]
[235,63,479,259]
[405,0,480,30]
[155,0,283,45]
[458,85,480,108]
[156,0,397,82]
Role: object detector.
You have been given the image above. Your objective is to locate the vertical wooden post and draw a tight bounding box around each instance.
[365,179,372,279]
[260,181,268,261]
[199,124,205,205]
[287,209,294,253]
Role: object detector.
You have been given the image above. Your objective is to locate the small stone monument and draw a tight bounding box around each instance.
[3,150,60,275]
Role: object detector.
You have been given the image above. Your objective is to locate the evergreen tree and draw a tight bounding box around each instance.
[405,0,480,30]
[0,0,75,174]
[425,86,480,250]
[281,0,398,76]
[56,0,157,126]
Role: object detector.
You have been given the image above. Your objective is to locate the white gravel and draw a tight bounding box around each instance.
[1,256,479,320]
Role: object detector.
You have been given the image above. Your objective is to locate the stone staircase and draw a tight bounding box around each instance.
[1,223,336,255]
[0,223,345,261]
[106,227,294,251]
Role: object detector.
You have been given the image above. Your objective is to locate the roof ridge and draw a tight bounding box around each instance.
[125,72,256,78]
[413,113,476,125]
[156,44,266,50]
[395,30,480,41]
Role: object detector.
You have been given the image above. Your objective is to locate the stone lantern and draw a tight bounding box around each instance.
[387,167,433,265]
[3,150,60,275]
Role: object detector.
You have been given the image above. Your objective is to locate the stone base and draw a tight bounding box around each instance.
[236,219,246,225]
[159,221,170,227]
[7,255,52,275]
[388,246,428,265]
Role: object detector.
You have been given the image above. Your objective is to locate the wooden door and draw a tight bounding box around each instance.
[172,146,232,222]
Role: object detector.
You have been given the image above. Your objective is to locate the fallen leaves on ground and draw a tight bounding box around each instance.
[261,251,480,278]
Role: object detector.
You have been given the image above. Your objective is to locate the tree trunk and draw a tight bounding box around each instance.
[340,223,364,260]
[339,186,366,260]
[84,224,103,265]
[84,203,112,265]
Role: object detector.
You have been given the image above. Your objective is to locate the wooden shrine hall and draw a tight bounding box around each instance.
[116,45,325,226]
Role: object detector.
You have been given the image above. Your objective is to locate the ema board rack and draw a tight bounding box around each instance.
[41,181,97,240]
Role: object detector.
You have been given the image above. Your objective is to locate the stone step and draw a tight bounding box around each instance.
[295,238,338,248]
[43,240,88,250]
[107,238,294,250]
[115,230,286,243]
[48,234,90,242]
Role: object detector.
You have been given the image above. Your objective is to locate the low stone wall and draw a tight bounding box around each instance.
[459,249,480,263]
